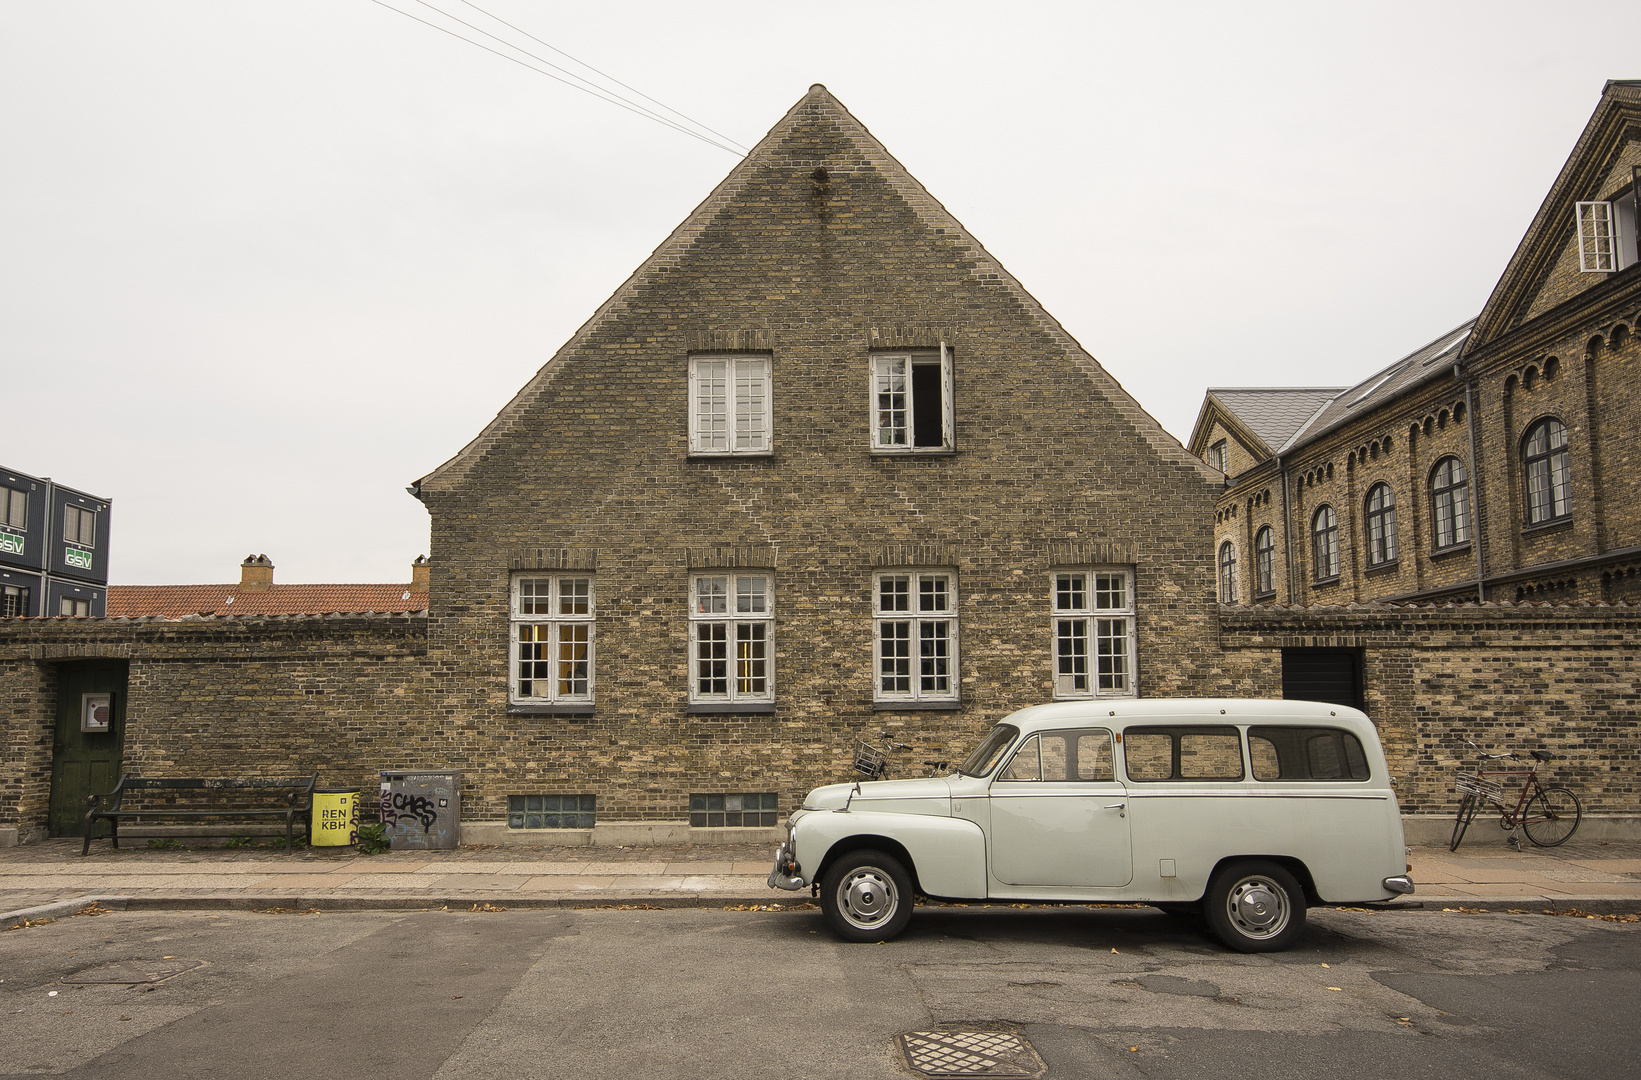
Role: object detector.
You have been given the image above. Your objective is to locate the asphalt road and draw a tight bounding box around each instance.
[1,902,1636,1079]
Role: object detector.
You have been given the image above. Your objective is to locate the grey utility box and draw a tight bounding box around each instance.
[378,770,461,850]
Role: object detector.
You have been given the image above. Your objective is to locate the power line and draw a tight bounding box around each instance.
[452,0,749,154]
[366,0,744,157]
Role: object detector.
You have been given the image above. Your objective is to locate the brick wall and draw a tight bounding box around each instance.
[0,615,430,836]
[1220,603,1641,817]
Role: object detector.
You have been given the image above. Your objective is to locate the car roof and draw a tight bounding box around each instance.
[999,698,1373,734]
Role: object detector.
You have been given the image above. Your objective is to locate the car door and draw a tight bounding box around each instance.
[986,728,1133,887]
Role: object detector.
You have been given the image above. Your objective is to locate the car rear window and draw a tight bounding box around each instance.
[1122,726,1243,781]
[1248,726,1370,781]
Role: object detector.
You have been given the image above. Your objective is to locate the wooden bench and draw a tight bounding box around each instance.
[81,775,318,856]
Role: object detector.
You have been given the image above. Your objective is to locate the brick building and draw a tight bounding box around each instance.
[0,85,1226,846]
[405,83,1225,840]
[1188,80,1641,835]
[1192,80,1641,610]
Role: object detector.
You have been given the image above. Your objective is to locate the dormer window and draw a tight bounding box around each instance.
[1577,177,1638,272]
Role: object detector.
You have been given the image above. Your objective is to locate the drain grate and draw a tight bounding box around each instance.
[62,959,205,985]
[896,1030,1046,1078]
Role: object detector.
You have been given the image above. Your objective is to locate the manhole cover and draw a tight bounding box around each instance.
[897,1031,1046,1078]
[62,959,206,985]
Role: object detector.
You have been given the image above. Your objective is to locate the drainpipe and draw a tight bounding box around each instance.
[1457,363,1486,603]
[1279,454,1295,602]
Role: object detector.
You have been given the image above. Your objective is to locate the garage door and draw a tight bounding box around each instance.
[1281,647,1363,710]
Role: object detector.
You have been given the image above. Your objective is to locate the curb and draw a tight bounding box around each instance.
[7,893,1638,926]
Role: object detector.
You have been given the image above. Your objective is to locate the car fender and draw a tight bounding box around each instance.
[794,809,987,899]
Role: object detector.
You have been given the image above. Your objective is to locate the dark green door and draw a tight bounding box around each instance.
[49,660,128,836]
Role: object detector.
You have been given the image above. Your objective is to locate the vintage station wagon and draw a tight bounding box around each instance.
[769,699,1413,951]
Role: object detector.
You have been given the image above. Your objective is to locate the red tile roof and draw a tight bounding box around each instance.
[107,584,428,618]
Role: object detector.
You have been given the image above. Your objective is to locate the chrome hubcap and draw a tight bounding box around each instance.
[839,869,896,928]
[1228,877,1289,937]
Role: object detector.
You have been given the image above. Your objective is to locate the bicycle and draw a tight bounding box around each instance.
[852,730,949,780]
[1449,740,1582,851]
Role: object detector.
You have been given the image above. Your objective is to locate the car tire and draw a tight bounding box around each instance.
[820,849,914,942]
[1205,860,1305,953]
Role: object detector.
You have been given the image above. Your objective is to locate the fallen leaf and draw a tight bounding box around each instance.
[1327,987,1343,991]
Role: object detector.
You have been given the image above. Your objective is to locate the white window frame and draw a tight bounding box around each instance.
[1207,440,1228,473]
[870,344,954,451]
[2,488,25,529]
[510,574,595,705]
[689,573,774,704]
[874,571,958,703]
[1578,191,1638,274]
[688,355,771,455]
[1052,569,1136,700]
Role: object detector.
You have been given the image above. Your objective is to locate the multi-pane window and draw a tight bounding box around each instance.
[508,794,595,829]
[2,585,30,618]
[874,571,957,702]
[62,505,94,547]
[1312,505,1339,580]
[2,488,24,528]
[1364,483,1398,567]
[689,355,771,454]
[1217,541,1237,602]
[60,598,90,617]
[1523,418,1571,525]
[1254,527,1276,597]
[1206,441,1228,473]
[690,793,778,827]
[1431,457,1472,549]
[1052,570,1135,699]
[690,574,773,704]
[510,575,594,704]
[872,347,953,450]
[1578,200,1616,272]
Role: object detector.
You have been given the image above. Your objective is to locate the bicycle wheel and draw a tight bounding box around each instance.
[1521,786,1581,847]
[1449,792,1480,851]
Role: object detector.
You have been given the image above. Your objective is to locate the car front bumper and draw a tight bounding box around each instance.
[767,841,805,891]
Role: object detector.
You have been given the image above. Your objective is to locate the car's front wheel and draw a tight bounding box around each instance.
[1205,860,1305,952]
[820,849,914,942]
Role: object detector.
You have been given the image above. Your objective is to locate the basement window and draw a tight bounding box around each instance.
[508,794,595,829]
[690,793,778,828]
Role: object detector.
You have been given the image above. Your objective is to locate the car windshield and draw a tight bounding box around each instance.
[958,724,1019,777]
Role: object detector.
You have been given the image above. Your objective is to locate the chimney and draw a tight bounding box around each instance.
[240,554,274,591]
[411,555,431,592]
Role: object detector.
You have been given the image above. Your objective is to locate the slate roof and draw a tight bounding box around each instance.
[1279,319,1477,451]
[107,584,428,618]
[1206,388,1344,455]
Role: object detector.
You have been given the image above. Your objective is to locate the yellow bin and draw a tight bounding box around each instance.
[311,788,360,847]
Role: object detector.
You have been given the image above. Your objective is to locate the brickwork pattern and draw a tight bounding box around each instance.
[413,87,1227,826]
[1220,603,1641,816]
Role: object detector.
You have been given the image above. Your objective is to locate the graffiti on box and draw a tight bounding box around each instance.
[381,791,440,831]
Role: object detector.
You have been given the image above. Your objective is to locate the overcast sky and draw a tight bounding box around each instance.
[5,2,1638,586]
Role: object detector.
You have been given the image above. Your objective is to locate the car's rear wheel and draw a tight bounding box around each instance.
[1205,860,1305,952]
[820,849,914,942]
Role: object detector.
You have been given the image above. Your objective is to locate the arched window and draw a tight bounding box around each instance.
[1254,526,1276,597]
[1312,506,1339,581]
[1522,418,1570,524]
[1218,541,1238,603]
[1365,483,1398,567]
[1430,457,1472,549]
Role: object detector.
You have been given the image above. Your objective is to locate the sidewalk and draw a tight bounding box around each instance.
[4,835,1639,927]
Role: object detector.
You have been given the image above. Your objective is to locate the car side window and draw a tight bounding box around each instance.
[1248,726,1371,781]
[999,735,1041,781]
[1122,726,1244,781]
[998,730,1115,782]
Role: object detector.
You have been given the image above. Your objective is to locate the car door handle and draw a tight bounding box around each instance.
[1104,802,1126,818]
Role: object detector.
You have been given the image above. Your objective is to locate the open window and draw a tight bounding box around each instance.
[872,345,953,451]
[1577,173,1639,272]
